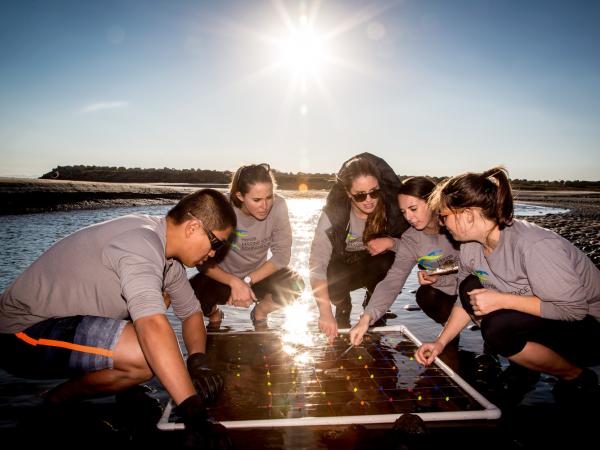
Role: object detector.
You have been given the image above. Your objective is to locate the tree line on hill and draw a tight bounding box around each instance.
[40,165,600,191]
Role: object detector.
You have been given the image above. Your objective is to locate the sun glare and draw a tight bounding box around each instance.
[277,28,328,76]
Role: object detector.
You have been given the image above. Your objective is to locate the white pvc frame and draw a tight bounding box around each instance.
[157,325,500,430]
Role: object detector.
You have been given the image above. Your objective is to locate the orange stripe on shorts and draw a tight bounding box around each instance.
[15,332,113,358]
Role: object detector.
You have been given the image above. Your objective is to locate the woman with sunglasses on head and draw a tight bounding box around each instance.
[349,176,460,346]
[310,153,409,341]
[415,167,600,405]
[189,163,304,328]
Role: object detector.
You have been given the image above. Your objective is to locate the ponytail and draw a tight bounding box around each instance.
[429,166,514,229]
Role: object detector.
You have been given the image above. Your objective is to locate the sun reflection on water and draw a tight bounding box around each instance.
[281,293,319,356]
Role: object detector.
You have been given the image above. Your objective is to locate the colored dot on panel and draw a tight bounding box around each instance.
[346,376,350,381]
[370,374,374,379]
[267,381,271,386]
[360,401,365,406]
[322,391,326,395]
[236,373,240,377]
[340,365,344,369]
[445,396,450,401]
[268,392,272,396]
[358,356,363,360]
[364,364,368,369]
[388,397,393,402]
[417,395,422,401]
[407,387,413,392]
[410,356,414,361]
[353,387,358,393]
[327,400,332,406]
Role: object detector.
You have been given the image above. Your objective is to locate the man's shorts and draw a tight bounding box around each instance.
[0,316,127,379]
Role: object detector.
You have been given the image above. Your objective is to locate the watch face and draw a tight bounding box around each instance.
[244,276,251,285]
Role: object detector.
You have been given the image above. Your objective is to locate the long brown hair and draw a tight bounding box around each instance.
[428,166,514,229]
[337,156,386,241]
[229,163,277,208]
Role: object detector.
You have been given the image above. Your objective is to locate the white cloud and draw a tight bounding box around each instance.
[80,101,129,113]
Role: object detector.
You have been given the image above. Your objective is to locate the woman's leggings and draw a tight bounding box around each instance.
[415,285,457,325]
[459,274,600,367]
[189,267,305,315]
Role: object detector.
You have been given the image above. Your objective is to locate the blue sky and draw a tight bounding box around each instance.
[1,0,599,180]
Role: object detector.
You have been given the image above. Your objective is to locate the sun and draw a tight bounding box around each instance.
[276,26,329,77]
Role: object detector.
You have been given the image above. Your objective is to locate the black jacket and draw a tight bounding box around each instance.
[323,152,409,262]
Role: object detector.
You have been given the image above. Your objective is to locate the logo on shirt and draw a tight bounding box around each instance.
[472,270,489,282]
[417,249,443,269]
[346,231,359,242]
[235,229,248,238]
[228,228,248,252]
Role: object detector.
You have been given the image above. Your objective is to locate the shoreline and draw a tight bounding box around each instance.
[2,178,599,268]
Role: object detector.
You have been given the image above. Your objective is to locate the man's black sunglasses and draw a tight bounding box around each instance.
[187,212,227,251]
[350,188,381,203]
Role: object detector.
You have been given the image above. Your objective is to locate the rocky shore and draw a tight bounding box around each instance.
[1,178,599,268]
[515,190,600,268]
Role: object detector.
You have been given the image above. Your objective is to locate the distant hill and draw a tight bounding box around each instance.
[40,165,338,190]
[40,165,600,191]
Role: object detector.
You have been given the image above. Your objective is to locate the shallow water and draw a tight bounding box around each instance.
[0,194,578,435]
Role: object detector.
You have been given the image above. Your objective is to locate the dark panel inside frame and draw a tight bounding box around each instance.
[187,329,484,424]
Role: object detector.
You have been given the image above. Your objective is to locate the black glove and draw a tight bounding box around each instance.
[187,352,224,404]
[176,394,233,450]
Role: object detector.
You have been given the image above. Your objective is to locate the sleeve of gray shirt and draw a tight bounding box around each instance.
[103,228,169,322]
[524,238,590,321]
[268,196,293,269]
[309,212,333,283]
[363,234,418,324]
[164,262,203,321]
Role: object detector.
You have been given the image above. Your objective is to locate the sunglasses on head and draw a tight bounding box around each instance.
[350,188,381,202]
[187,211,227,251]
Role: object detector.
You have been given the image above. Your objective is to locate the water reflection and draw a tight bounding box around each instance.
[0,194,571,430]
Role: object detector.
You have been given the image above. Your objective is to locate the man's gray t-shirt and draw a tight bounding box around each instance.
[458,219,600,322]
[0,215,201,333]
[364,227,460,324]
[309,210,367,283]
[218,194,292,278]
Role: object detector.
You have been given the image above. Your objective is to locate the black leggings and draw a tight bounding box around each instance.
[189,267,305,315]
[415,285,457,325]
[326,251,395,307]
[459,275,600,366]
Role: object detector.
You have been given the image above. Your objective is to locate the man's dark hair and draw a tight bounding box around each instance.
[167,188,236,230]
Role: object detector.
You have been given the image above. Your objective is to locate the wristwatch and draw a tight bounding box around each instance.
[243,275,252,286]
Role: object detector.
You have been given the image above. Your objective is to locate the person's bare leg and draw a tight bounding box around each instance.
[208,304,223,323]
[253,294,279,321]
[508,341,582,380]
[45,324,153,404]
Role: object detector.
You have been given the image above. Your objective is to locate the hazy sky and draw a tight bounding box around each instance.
[1,0,599,180]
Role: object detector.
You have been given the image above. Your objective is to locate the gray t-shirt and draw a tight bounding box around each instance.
[0,215,201,333]
[458,219,600,322]
[218,194,292,278]
[309,210,367,282]
[364,227,460,324]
